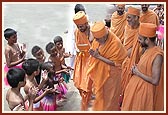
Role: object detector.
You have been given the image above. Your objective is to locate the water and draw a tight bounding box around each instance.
[3,3,107,59]
[2,3,160,60]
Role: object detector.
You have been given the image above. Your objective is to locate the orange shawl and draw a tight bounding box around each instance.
[110,11,127,43]
[123,24,139,51]
[140,9,159,26]
[122,46,164,110]
[121,25,141,93]
[121,39,142,94]
[73,29,92,92]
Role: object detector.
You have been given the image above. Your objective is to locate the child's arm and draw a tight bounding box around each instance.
[63,52,72,58]
[27,86,38,111]
[61,64,74,70]
[38,70,48,90]
[55,68,69,74]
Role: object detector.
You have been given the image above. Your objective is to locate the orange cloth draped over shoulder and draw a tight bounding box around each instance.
[87,30,127,110]
[121,26,142,94]
[140,9,159,26]
[121,46,164,110]
[110,11,127,43]
[123,24,139,51]
[73,29,92,92]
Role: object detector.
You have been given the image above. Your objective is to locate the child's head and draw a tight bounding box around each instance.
[31,45,45,60]
[4,28,17,42]
[41,61,55,73]
[53,36,63,50]
[46,42,57,56]
[22,58,40,76]
[7,68,26,88]
[41,61,55,79]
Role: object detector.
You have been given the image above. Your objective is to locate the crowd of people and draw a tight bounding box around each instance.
[4,3,164,111]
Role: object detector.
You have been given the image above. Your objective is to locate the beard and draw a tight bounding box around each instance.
[79,29,86,32]
[117,11,124,15]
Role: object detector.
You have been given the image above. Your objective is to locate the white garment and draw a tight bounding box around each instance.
[65,6,77,79]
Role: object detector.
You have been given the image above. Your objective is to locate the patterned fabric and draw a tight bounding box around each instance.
[4,63,23,86]
[41,94,57,111]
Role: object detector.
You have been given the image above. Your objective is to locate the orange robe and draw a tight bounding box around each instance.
[87,31,127,111]
[73,29,93,110]
[121,46,164,111]
[110,11,127,43]
[122,40,142,95]
[121,25,141,94]
[73,29,92,92]
[140,9,159,26]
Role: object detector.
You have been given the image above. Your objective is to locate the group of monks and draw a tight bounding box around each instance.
[72,4,164,111]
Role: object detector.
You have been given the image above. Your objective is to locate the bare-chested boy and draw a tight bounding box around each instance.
[53,36,73,83]
[6,68,38,111]
[4,28,26,86]
[4,28,26,68]
[45,42,69,74]
[53,36,71,66]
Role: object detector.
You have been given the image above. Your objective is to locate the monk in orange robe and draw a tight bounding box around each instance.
[121,23,164,111]
[121,7,142,97]
[87,21,127,111]
[110,4,127,43]
[73,11,93,111]
[140,4,159,27]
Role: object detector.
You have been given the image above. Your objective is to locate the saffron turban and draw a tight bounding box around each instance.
[73,11,88,25]
[127,6,140,16]
[91,21,108,38]
[139,23,157,37]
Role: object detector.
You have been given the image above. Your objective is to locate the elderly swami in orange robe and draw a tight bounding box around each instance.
[121,7,142,97]
[87,21,127,111]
